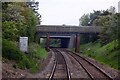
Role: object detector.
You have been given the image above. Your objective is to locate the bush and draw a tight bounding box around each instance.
[2,39,47,73]
[28,43,47,60]
[2,39,23,61]
[2,39,38,71]
[81,41,119,70]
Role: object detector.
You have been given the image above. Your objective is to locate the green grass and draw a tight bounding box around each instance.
[28,43,47,60]
[0,37,2,56]
[28,43,47,73]
[0,37,2,44]
[80,41,120,70]
[2,39,33,69]
[2,39,47,73]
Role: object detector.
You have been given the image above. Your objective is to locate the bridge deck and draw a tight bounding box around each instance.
[37,25,101,34]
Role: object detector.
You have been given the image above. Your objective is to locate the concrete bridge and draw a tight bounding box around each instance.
[37,25,101,34]
[36,25,101,52]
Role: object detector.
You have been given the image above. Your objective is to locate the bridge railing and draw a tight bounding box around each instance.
[37,25,101,33]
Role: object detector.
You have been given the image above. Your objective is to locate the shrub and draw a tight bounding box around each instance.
[2,39,35,70]
[28,43,47,60]
[2,39,23,61]
[81,41,119,70]
[2,39,47,73]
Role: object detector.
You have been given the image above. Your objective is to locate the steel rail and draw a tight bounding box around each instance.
[66,49,113,80]
[57,49,71,80]
[49,50,57,80]
[49,49,71,80]
[65,50,94,80]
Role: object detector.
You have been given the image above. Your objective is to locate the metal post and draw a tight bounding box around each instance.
[75,34,80,53]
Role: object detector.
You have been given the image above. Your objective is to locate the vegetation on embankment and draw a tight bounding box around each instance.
[2,2,40,42]
[80,41,120,71]
[29,43,47,60]
[2,2,46,74]
[2,39,47,73]
[79,6,120,71]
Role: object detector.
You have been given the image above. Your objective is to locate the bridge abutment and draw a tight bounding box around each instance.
[75,34,80,53]
[68,34,75,49]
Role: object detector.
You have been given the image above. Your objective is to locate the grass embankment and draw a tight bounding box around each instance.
[81,41,120,71]
[2,39,47,73]
[29,43,47,60]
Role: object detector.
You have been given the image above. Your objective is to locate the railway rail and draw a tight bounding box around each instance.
[64,49,114,80]
[49,48,114,79]
[49,49,71,80]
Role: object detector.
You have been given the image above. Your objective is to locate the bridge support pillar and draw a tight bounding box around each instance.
[46,33,50,51]
[75,34,80,53]
[69,34,75,49]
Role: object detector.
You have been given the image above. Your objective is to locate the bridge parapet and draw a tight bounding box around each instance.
[37,25,101,34]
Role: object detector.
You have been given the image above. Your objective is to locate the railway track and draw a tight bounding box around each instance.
[49,49,71,80]
[64,49,114,80]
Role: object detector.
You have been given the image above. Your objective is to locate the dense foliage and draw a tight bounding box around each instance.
[79,6,120,70]
[116,13,120,49]
[2,2,39,42]
[2,39,47,73]
[79,14,90,26]
[79,6,119,48]
[2,2,46,73]
[28,43,47,60]
[2,39,37,70]
[81,41,120,70]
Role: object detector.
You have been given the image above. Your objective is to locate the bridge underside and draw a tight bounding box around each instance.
[36,33,81,52]
[36,25,101,52]
[40,36,71,48]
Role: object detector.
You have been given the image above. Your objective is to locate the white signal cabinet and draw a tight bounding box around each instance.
[19,37,28,52]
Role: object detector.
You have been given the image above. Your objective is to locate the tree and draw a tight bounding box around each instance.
[89,10,102,25]
[79,7,116,45]
[26,1,41,24]
[92,7,118,46]
[93,15,112,45]
[2,2,26,41]
[107,6,116,14]
[2,2,40,42]
[116,13,120,49]
[79,13,99,44]
[79,14,90,26]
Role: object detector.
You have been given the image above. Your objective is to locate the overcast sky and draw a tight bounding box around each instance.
[36,0,120,25]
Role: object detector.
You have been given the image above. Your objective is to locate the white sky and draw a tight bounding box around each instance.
[37,0,120,25]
